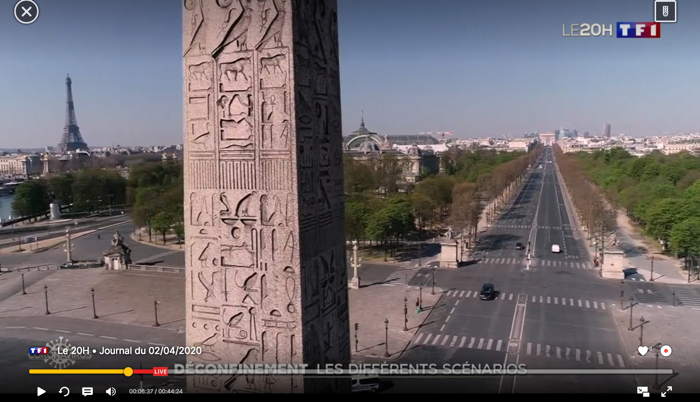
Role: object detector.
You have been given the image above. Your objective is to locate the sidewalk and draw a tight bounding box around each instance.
[0,268,185,333]
[349,275,442,361]
[130,227,184,251]
[615,211,689,284]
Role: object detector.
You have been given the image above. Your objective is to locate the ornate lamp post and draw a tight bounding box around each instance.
[403,297,408,331]
[44,285,49,315]
[349,240,360,289]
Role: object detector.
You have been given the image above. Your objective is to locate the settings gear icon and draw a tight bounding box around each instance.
[44,336,76,369]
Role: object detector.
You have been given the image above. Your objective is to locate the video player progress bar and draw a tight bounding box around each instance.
[29,368,675,376]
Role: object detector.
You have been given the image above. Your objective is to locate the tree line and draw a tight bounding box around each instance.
[344,146,543,252]
[565,147,699,257]
[11,169,127,218]
[128,161,183,244]
[554,145,617,261]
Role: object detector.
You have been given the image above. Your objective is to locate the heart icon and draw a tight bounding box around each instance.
[638,346,649,356]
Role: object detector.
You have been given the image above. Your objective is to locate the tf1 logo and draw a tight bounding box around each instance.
[28,347,49,355]
[617,22,661,38]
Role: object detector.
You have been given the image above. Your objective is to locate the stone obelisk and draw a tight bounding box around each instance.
[183,0,349,393]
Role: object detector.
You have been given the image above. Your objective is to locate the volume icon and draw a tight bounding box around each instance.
[105,387,117,396]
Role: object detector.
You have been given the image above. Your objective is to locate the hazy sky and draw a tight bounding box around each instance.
[0,0,698,148]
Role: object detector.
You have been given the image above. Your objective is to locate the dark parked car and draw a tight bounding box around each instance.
[515,242,525,250]
[480,283,496,300]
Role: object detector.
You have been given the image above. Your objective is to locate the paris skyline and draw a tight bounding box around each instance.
[0,0,699,148]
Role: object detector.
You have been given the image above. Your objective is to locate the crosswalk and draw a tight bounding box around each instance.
[411,332,627,368]
[523,341,626,368]
[478,257,594,270]
[413,333,506,352]
[444,289,614,312]
[444,289,516,301]
[673,287,700,307]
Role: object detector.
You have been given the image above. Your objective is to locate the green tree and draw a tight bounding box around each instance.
[46,173,74,204]
[11,180,49,218]
[669,217,700,256]
[151,211,174,244]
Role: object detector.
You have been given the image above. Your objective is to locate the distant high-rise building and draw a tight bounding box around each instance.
[604,123,611,138]
[58,75,88,153]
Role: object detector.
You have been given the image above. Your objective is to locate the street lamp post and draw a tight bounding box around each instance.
[419,286,423,311]
[349,240,360,289]
[627,297,638,331]
[91,288,98,319]
[43,285,49,315]
[354,323,359,353]
[384,318,390,358]
[650,255,655,282]
[21,273,26,295]
[153,300,160,327]
[403,297,408,331]
[652,343,663,390]
[637,316,650,347]
[431,269,435,295]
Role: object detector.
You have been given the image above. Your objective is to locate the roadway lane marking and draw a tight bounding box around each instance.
[556,346,562,359]
[415,333,424,344]
[565,347,571,360]
[597,352,604,365]
[33,327,49,331]
[527,342,532,355]
[441,336,449,346]
[440,323,446,331]
[569,298,574,306]
[459,291,465,297]
[540,296,544,303]
[545,345,551,357]
[547,296,551,303]
[477,338,484,349]
[576,349,581,361]
[496,339,503,351]
[531,296,536,303]
[459,336,466,348]
[455,300,460,306]
[586,350,592,363]
[123,339,140,343]
[607,353,614,367]
[449,307,456,315]
[578,300,582,307]
[100,336,118,340]
[500,293,506,300]
[601,302,607,310]
[593,301,598,309]
[77,332,94,337]
[553,297,558,305]
[468,337,475,348]
[55,329,71,334]
[585,300,591,309]
[508,294,513,301]
[5,326,25,329]
[449,336,458,347]
[617,355,625,368]
[432,335,441,345]
[423,334,432,344]
[465,291,472,298]
[486,339,493,350]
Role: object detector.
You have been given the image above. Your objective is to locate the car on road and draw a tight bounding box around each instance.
[479,283,496,300]
[551,244,561,253]
[515,242,525,250]
[351,377,381,392]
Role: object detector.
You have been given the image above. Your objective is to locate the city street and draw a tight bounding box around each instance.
[0,219,184,269]
[387,148,690,394]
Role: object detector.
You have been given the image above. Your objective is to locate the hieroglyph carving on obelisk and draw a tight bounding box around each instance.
[183,0,349,393]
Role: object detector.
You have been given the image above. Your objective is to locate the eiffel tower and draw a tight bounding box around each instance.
[58,74,88,152]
